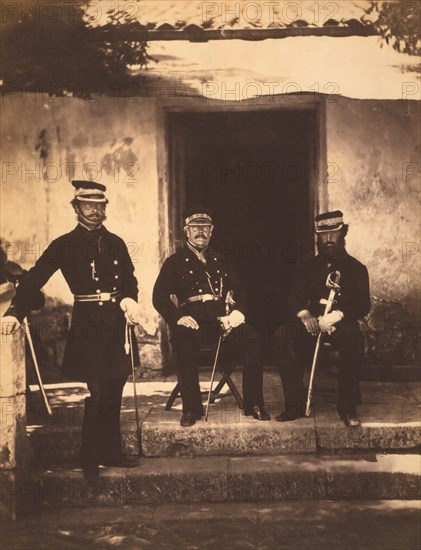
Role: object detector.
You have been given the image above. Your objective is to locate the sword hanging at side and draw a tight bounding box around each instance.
[126,321,141,457]
[23,317,53,416]
[205,290,234,421]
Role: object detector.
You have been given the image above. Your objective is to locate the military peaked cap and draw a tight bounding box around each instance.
[72,180,108,203]
[315,210,344,233]
[184,207,213,226]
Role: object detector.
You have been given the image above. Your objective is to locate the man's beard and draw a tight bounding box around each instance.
[318,240,344,258]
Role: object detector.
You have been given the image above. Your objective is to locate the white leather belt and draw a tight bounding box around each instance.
[74,291,121,302]
[181,294,221,307]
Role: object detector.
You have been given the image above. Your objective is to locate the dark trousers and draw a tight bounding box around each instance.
[80,377,127,467]
[274,318,362,415]
[173,304,264,414]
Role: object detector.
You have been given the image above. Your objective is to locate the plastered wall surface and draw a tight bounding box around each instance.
[1,93,420,371]
[1,94,163,372]
[326,97,420,363]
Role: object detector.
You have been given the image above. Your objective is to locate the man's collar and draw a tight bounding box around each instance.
[186,241,209,264]
[77,222,103,232]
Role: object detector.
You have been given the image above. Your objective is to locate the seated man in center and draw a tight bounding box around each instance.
[153,208,270,426]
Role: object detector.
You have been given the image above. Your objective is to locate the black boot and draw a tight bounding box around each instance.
[80,397,100,479]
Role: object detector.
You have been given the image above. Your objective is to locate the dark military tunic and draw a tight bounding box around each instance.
[288,250,371,319]
[275,248,371,416]
[5,224,138,382]
[153,245,264,414]
[153,245,244,327]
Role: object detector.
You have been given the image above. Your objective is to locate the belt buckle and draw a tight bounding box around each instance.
[100,292,111,301]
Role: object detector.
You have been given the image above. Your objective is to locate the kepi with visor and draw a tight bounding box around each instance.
[184,208,213,227]
[72,180,108,203]
[315,210,344,233]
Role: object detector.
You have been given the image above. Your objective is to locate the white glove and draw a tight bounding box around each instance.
[2,316,21,335]
[318,310,344,334]
[120,298,142,326]
[218,310,245,331]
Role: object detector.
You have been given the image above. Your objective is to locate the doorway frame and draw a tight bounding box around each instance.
[156,95,327,369]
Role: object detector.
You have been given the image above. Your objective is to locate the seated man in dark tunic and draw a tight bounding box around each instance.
[274,210,371,427]
[2,180,142,478]
[153,208,270,427]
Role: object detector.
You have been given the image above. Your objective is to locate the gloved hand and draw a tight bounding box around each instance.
[2,316,21,335]
[217,310,245,332]
[120,298,142,326]
[318,310,344,334]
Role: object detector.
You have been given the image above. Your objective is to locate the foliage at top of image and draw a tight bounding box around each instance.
[1,0,420,96]
[1,1,154,96]
[367,0,421,57]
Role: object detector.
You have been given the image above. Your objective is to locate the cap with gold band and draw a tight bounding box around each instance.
[72,180,108,203]
[315,210,344,233]
[184,207,213,227]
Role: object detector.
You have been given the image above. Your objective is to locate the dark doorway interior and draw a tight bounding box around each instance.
[168,110,316,362]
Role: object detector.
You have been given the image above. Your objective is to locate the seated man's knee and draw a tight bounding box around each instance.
[200,321,220,347]
[337,320,361,343]
[174,324,197,341]
[274,322,301,352]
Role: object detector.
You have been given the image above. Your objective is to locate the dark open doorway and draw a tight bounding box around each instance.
[168,109,317,363]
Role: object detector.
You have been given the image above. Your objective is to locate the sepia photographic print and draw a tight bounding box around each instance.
[1,1,420,548]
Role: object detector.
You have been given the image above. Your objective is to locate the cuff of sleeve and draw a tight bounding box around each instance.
[4,305,26,324]
[297,309,311,319]
[120,297,138,312]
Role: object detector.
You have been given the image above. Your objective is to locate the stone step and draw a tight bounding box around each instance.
[27,423,140,467]
[25,374,421,465]
[142,403,421,457]
[27,453,421,506]
[27,401,421,466]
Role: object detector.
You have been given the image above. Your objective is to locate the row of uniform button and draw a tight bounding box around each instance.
[90,260,120,282]
[91,260,119,265]
[185,256,224,294]
[91,257,120,304]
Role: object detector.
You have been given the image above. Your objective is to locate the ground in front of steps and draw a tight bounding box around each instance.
[2,500,420,550]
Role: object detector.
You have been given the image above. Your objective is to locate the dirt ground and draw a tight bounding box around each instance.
[2,500,420,550]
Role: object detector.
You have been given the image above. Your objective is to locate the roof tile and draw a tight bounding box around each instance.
[135,0,375,31]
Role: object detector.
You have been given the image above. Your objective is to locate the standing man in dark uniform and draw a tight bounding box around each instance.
[153,208,270,427]
[274,211,370,427]
[2,181,142,477]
